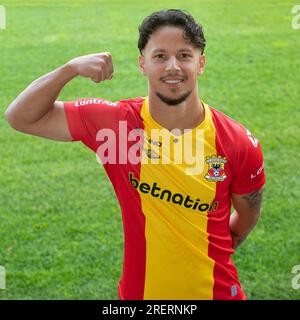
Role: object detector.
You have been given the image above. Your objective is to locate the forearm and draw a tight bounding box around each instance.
[5,63,77,126]
[229,209,260,249]
[230,187,264,249]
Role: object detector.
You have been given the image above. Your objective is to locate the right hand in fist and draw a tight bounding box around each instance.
[67,52,114,83]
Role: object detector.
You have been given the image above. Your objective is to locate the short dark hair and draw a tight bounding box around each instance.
[138,9,206,55]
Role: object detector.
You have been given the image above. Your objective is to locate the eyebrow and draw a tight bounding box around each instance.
[152,48,193,54]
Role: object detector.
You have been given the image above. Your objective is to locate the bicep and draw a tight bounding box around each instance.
[231,187,265,215]
[18,101,73,141]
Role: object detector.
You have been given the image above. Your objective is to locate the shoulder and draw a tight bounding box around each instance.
[207,105,265,193]
[118,96,145,112]
[68,96,145,117]
[209,106,248,138]
[209,106,260,151]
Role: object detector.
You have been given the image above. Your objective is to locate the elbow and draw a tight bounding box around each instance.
[4,107,14,126]
[4,107,24,132]
[4,107,16,128]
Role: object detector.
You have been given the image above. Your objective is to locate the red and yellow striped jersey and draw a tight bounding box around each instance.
[64,96,265,300]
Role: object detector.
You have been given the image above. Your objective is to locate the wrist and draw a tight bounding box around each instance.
[62,61,79,79]
[230,230,246,249]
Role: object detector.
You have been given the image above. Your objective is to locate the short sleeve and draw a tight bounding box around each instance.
[230,131,266,195]
[63,98,127,151]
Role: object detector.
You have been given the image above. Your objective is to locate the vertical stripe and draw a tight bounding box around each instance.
[138,99,218,299]
[107,100,147,299]
[208,108,246,300]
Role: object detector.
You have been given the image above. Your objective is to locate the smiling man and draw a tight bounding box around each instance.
[5,9,265,300]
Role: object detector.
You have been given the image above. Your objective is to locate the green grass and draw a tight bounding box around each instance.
[0,0,299,300]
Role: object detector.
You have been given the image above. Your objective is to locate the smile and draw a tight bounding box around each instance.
[163,79,183,84]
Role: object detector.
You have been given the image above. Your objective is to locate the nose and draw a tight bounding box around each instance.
[165,56,180,72]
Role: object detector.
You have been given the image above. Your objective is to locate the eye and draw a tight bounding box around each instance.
[154,54,165,59]
[179,53,192,59]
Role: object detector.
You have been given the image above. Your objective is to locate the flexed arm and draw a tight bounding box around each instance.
[4,53,114,141]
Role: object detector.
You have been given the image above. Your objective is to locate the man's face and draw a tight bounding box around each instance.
[139,26,205,106]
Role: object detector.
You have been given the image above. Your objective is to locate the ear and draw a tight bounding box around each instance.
[197,54,206,76]
[139,54,147,76]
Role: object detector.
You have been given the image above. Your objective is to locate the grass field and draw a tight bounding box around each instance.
[0,0,299,300]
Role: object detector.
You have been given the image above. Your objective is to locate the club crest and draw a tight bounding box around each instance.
[204,155,227,182]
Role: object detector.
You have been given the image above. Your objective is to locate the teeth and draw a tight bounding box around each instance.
[164,80,182,84]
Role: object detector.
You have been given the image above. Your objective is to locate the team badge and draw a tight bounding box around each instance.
[204,155,227,182]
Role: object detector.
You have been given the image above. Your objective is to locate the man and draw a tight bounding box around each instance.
[5,9,265,300]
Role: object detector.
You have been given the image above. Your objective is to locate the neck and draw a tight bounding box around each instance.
[148,87,204,133]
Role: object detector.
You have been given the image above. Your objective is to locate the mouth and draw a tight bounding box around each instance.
[161,78,185,87]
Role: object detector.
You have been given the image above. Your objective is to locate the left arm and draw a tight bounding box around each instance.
[230,187,264,249]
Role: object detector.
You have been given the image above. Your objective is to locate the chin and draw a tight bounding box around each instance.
[156,90,192,106]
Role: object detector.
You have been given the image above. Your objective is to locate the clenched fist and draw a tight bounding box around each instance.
[67,53,114,83]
